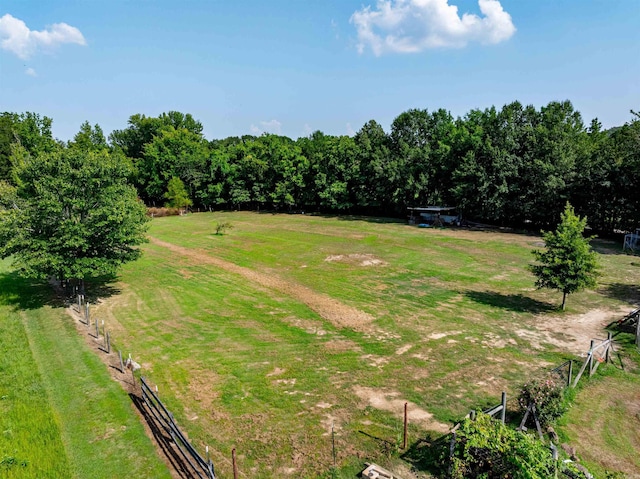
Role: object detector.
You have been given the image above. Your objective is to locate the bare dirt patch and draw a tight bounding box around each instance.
[324,339,361,352]
[149,237,375,331]
[324,253,387,267]
[352,386,449,433]
[517,307,630,354]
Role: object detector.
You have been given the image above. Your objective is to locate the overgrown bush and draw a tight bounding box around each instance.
[448,413,555,478]
[214,221,233,235]
[518,374,567,427]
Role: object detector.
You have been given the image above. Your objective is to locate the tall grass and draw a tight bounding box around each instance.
[0,259,172,478]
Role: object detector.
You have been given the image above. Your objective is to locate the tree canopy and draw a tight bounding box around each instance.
[0,145,149,284]
[529,203,599,310]
[3,103,640,238]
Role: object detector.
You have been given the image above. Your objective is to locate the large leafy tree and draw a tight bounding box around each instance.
[0,112,57,183]
[139,127,209,205]
[529,203,599,310]
[0,145,149,287]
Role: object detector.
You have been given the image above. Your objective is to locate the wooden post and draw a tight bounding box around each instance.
[567,360,573,388]
[447,432,456,477]
[500,391,507,424]
[636,316,640,347]
[232,447,238,479]
[531,405,544,441]
[118,350,124,373]
[95,317,100,338]
[606,332,612,362]
[105,332,111,353]
[588,340,595,377]
[403,402,408,449]
[85,302,90,323]
[470,410,476,421]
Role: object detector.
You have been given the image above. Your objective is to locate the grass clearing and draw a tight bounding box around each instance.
[87,211,640,477]
[0,259,172,479]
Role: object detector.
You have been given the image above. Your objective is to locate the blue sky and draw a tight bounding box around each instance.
[1,0,638,142]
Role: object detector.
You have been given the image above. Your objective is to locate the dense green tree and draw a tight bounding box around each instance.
[520,101,588,226]
[529,203,599,310]
[0,146,149,285]
[353,120,392,210]
[390,108,455,210]
[605,113,640,233]
[0,112,57,182]
[68,121,108,151]
[139,127,209,205]
[109,111,203,160]
[299,132,358,211]
[450,103,531,224]
[164,177,192,210]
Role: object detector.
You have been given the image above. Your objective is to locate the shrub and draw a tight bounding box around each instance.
[448,413,555,478]
[214,221,233,235]
[518,374,567,427]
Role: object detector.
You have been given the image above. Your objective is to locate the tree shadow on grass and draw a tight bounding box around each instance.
[400,432,449,477]
[464,290,556,314]
[84,274,121,301]
[0,270,122,311]
[600,283,640,305]
[129,393,201,479]
[0,270,62,310]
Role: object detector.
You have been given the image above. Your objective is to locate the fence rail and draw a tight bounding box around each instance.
[72,294,217,479]
[140,377,216,479]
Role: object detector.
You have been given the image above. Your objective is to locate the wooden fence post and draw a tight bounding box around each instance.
[118,350,124,373]
[588,340,595,377]
[606,332,612,362]
[232,447,238,479]
[500,392,507,424]
[636,316,640,347]
[567,360,573,388]
[403,402,408,449]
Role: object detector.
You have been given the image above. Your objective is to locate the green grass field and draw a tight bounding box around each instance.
[85,211,640,478]
[0,259,172,479]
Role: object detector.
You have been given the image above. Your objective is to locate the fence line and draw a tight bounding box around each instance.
[611,307,640,346]
[72,294,217,479]
[446,332,624,478]
[141,377,216,479]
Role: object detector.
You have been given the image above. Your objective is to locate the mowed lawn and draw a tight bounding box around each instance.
[0,259,172,479]
[91,212,640,478]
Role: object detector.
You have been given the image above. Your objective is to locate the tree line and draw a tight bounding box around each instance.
[1,101,639,234]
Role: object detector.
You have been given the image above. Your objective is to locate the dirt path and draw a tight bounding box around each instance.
[148,236,375,331]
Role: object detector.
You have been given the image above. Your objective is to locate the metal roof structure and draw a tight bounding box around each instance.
[407,206,456,212]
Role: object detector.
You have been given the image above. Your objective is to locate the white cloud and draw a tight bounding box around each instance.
[346,123,356,136]
[0,13,86,59]
[250,119,282,135]
[25,67,36,76]
[350,0,515,56]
